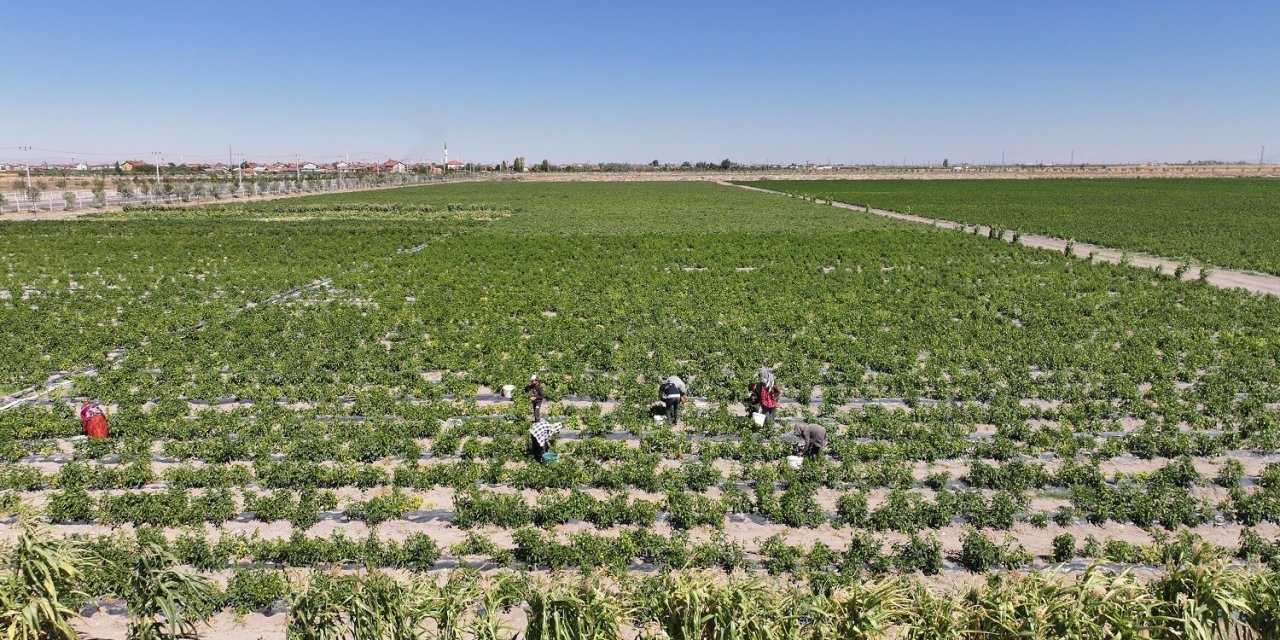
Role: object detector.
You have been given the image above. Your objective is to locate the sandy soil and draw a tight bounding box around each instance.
[74,610,287,640]
[726,182,1280,298]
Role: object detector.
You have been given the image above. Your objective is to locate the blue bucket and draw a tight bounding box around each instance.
[542,451,558,464]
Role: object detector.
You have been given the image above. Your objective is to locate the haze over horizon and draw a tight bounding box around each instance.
[3,0,1277,167]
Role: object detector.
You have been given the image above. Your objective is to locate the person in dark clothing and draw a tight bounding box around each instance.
[793,423,828,458]
[528,421,560,462]
[658,375,687,425]
[748,367,781,427]
[528,433,547,459]
[524,374,545,422]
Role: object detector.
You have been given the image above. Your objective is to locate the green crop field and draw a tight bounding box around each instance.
[3,181,1280,638]
[741,178,1280,275]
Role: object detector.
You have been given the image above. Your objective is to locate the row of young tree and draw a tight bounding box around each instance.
[0,172,455,213]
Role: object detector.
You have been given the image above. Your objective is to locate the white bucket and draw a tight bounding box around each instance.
[653,415,665,424]
[751,412,766,427]
[501,385,515,399]
[786,455,803,470]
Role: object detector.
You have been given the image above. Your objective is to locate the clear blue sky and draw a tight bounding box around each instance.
[3,0,1277,166]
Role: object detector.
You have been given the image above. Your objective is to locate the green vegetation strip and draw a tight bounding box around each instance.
[6,520,1280,639]
[5,182,1280,635]
[742,178,1280,275]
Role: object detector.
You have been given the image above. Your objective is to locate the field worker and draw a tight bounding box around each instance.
[524,374,545,422]
[528,420,560,463]
[793,422,827,458]
[658,375,688,425]
[79,401,109,439]
[748,367,781,427]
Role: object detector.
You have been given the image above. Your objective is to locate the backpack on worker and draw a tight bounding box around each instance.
[659,382,676,400]
[759,384,778,409]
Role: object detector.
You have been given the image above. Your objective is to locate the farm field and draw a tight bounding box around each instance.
[742,178,1280,276]
[3,181,1280,638]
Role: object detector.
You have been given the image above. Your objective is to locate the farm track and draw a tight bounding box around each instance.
[724,182,1280,298]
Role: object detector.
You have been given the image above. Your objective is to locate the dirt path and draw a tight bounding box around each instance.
[725,182,1280,298]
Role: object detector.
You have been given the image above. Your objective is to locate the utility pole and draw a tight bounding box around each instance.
[1262,146,1267,166]
[151,151,162,202]
[18,146,32,189]
[295,153,301,189]
[1070,149,1075,165]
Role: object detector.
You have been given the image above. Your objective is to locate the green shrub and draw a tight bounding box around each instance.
[223,568,287,614]
[893,534,942,575]
[1052,533,1077,563]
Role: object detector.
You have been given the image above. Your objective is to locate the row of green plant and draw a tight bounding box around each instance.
[43,485,420,528]
[23,453,1280,531]
[8,416,1273,492]
[289,559,1280,640]
[34,514,1280,579]
[6,383,1276,470]
[7,515,1280,639]
[4,394,1272,475]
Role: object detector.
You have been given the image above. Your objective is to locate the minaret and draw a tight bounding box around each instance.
[444,142,448,168]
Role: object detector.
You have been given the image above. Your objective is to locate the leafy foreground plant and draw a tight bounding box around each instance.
[1149,548,1251,640]
[963,567,1156,639]
[286,571,349,640]
[525,574,631,640]
[637,570,803,640]
[0,517,89,640]
[288,568,521,640]
[805,576,912,639]
[287,570,428,640]
[122,538,218,640]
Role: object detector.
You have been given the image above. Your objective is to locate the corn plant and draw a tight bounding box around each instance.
[641,570,800,640]
[346,570,429,640]
[287,571,350,640]
[1056,567,1154,640]
[525,573,631,640]
[1150,551,1250,640]
[804,576,910,639]
[420,569,485,640]
[904,585,964,640]
[467,571,524,640]
[0,518,89,640]
[1239,570,1280,639]
[122,538,219,640]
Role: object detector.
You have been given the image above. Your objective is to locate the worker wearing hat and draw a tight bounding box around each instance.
[523,374,546,423]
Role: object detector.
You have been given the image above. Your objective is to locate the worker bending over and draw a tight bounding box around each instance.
[793,423,826,458]
[658,375,687,426]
